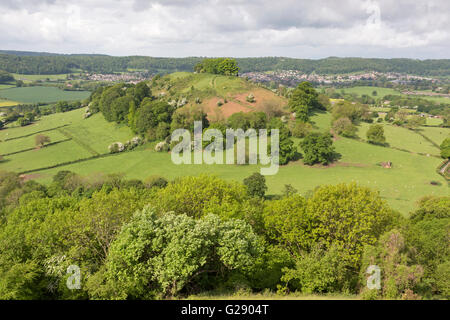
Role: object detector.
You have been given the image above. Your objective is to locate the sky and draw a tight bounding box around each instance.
[0,0,449,59]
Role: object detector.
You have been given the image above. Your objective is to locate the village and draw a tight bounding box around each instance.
[240,70,439,87]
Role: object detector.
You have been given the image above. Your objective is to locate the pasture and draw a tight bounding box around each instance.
[343,86,450,104]
[0,86,90,104]
[356,122,443,156]
[12,73,69,83]
[1,110,444,215]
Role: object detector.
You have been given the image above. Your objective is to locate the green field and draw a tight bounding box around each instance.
[418,126,450,146]
[1,110,445,215]
[0,100,19,107]
[356,122,442,156]
[0,108,135,172]
[0,86,90,104]
[12,73,69,82]
[343,86,450,104]
[343,86,401,98]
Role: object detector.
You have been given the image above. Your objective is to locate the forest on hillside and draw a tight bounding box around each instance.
[1,52,450,76]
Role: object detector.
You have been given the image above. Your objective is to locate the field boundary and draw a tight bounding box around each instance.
[1,138,72,156]
[437,159,450,182]
[17,149,126,175]
[57,128,100,156]
[415,129,441,148]
[3,124,70,141]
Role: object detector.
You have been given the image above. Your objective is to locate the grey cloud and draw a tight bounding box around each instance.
[0,0,448,58]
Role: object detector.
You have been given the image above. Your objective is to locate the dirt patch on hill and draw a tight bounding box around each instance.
[300,161,368,169]
[19,173,41,181]
[202,98,253,122]
[233,88,287,114]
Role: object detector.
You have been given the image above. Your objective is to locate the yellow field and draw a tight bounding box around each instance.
[0,100,19,107]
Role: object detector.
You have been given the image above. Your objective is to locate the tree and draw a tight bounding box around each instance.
[331,101,368,123]
[243,173,267,198]
[332,117,357,137]
[366,124,386,145]
[35,134,50,147]
[360,230,424,300]
[288,82,321,122]
[278,127,297,165]
[135,100,174,135]
[300,132,336,165]
[288,121,313,138]
[439,138,450,159]
[90,209,262,299]
[0,70,14,83]
[405,115,425,129]
[133,81,151,104]
[153,175,249,219]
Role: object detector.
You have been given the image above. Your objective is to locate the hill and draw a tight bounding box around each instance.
[153,72,286,121]
[1,51,449,76]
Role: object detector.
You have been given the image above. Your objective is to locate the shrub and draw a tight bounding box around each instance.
[243,173,267,198]
[366,124,386,145]
[332,117,357,137]
[300,132,336,165]
[108,142,124,153]
[281,244,353,294]
[154,141,169,152]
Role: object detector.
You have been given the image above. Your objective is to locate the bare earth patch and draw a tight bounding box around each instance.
[19,173,41,181]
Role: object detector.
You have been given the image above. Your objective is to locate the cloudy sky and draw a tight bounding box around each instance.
[0,0,449,59]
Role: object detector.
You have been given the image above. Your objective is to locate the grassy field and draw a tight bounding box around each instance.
[0,84,15,90]
[0,86,90,104]
[2,111,443,215]
[342,86,400,98]
[0,81,447,215]
[0,108,135,172]
[418,126,450,146]
[0,100,19,107]
[343,86,450,104]
[356,122,442,156]
[12,73,69,82]
[426,117,444,126]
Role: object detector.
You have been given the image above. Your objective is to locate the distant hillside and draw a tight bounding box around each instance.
[0,50,449,76]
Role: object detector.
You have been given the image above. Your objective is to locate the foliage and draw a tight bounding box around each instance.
[332,117,357,137]
[440,137,450,159]
[152,175,249,220]
[281,244,353,294]
[360,230,424,300]
[243,173,267,198]
[366,124,386,145]
[194,58,239,76]
[288,82,322,122]
[299,132,336,165]
[35,134,50,147]
[90,209,262,298]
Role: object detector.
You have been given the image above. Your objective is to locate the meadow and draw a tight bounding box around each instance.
[343,86,450,104]
[1,109,446,215]
[12,73,69,83]
[0,86,90,104]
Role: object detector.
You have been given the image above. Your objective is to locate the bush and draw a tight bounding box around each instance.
[300,132,336,165]
[90,209,262,299]
[332,117,357,137]
[154,141,169,152]
[366,124,386,145]
[281,244,353,294]
[243,173,267,198]
[144,175,168,189]
[288,121,312,138]
[108,142,124,153]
